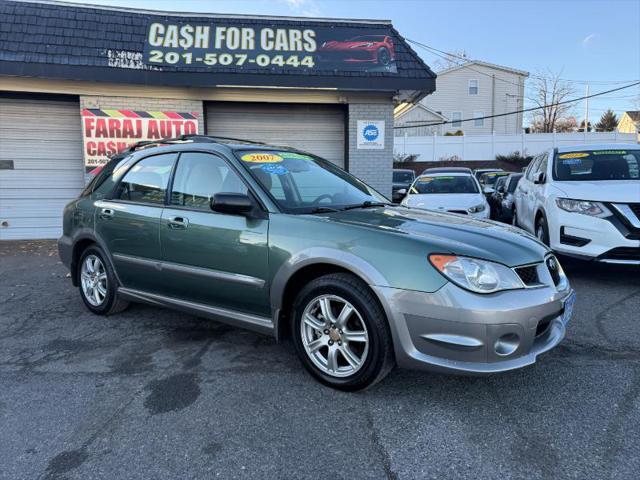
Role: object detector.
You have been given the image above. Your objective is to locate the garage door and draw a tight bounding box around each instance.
[0,96,84,240]
[206,102,345,167]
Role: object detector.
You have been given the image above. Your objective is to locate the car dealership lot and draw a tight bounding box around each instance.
[1,240,639,480]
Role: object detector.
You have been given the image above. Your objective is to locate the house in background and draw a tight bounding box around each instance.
[395,60,528,136]
[393,103,447,137]
[617,111,640,134]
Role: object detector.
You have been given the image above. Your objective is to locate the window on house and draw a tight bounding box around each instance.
[469,79,479,95]
[473,111,484,127]
[451,112,462,127]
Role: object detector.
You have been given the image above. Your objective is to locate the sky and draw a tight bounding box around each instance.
[63,0,640,123]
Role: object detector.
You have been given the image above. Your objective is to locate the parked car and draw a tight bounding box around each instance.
[422,167,473,175]
[478,170,510,196]
[318,35,395,67]
[500,173,524,223]
[474,168,502,181]
[59,135,574,390]
[392,168,415,203]
[513,144,640,264]
[401,172,490,218]
[488,175,509,219]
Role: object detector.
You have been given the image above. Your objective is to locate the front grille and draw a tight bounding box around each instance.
[546,256,562,286]
[514,265,540,286]
[600,247,640,261]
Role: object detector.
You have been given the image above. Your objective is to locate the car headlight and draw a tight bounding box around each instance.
[468,203,486,213]
[555,198,610,217]
[429,254,524,294]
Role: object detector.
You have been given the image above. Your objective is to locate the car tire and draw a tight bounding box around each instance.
[291,273,395,391]
[77,245,129,315]
[377,47,391,66]
[535,215,550,246]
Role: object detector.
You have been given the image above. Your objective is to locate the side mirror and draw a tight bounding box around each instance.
[210,192,254,216]
[397,188,407,195]
[533,172,546,184]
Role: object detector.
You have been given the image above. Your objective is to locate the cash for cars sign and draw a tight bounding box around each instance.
[81,109,199,169]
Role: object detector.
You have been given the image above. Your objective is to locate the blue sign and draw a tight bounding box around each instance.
[260,164,289,175]
[363,124,379,142]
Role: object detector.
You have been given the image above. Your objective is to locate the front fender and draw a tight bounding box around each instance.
[269,246,389,312]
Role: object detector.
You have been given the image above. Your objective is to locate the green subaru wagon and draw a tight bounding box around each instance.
[59,135,575,390]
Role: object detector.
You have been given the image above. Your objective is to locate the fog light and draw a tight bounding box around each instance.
[494,333,520,356]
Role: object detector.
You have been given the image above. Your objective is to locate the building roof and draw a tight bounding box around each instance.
[0,0,436,93]
[623,111,640,122]
[394,103,447,120]
[437,60,529,78]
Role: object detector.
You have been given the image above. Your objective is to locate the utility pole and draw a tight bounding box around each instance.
[584,84,590,132]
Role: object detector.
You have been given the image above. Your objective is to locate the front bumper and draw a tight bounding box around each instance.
[548,206,640,262]
[373,282,573,374]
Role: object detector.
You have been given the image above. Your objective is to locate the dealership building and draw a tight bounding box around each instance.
[0,0,436,239]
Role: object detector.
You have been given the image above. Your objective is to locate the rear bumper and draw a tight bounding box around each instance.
[373,281,573,374]
[58,234,73,269]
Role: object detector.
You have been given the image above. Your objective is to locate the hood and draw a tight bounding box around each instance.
[317,206,548,266]
[404,193,484,211]
[551,180,640,202]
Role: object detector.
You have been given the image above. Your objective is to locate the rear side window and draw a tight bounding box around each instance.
[114,153,176,204]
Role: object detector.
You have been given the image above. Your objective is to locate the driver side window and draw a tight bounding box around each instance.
[526,155,542,181]
[170,152,247,211]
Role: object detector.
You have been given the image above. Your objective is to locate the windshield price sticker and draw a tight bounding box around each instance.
[592,150,626,155]
[558,152,590,159]
[241,153,283,163]
[562,158,584,165]
[260,164,289,175]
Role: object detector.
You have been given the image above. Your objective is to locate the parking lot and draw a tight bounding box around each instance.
[0,240,638,480]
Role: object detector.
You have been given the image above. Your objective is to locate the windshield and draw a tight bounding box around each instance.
[411,175,479,194]
[393,171,414,183]
[554,150,640,181]
[235,150,387,213]
[480,172,509,185]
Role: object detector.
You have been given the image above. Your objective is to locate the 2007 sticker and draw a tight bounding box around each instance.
[241,153,283,163]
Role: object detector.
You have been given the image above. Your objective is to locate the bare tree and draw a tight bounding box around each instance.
[432,49,469,71]
[527,70,576,133]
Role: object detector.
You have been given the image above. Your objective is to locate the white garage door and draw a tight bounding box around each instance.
[0,96,84,240]
[206,102,345,167]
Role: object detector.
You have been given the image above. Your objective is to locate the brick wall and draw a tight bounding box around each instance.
[80,95,205,133]
[348,102,394,198]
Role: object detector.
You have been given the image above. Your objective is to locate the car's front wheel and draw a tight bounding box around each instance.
[536,215,550,246]
[377,47,391,66]
[78,245,129,315]
[291,273,394,391]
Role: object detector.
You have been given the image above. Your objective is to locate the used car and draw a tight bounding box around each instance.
[478,170,510,196]
[401,172,490,218]
[513,144,640,264]
[488,175,509,219]
[59,135,575,390]
[473,168,502,181]
[391,168,415,203]
[500,173,523,223]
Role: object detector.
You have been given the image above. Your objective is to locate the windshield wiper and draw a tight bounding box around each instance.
[309,206,341,214]
[341,201,390,211]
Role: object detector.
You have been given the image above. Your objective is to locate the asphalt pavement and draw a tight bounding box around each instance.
[0,240,638,480]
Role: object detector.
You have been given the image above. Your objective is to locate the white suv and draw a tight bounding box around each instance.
[513,144,640,264]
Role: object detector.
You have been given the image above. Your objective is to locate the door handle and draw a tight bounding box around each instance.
[99,208,114,220]
[168,216,189,229]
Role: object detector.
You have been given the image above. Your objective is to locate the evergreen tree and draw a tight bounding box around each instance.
[595,109,618,132]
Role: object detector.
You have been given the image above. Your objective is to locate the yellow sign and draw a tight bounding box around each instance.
[241,153,283,163]
[558,152,590,159]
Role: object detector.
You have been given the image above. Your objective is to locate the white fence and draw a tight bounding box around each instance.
[394,131,638,162]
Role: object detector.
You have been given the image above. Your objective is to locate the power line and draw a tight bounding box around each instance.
[393,81,640,129]
[407,38,640,86]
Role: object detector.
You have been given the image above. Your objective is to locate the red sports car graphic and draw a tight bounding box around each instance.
[318,35,396,66]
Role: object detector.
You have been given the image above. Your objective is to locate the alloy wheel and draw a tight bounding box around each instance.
[80,254,107,306]
[300,294,369,378]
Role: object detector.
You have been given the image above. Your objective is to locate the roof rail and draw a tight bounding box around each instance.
[123,134,270,153]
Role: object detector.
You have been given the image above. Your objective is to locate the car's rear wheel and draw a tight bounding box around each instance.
[78,245,129,315]
[377,47,391,66]
[536,215,550,246]
[291,273,394,391]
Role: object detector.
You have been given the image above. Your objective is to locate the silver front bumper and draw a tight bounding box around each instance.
[373,282,573,374]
